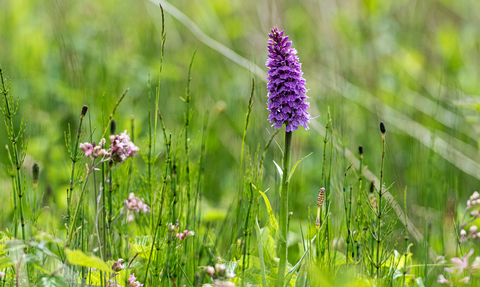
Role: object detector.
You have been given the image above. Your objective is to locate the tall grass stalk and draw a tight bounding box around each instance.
[185,48,197,229]
[233,79,255,248]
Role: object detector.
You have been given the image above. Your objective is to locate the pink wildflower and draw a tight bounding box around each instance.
[112,258,125,272]
[110,130,139,163]
[128,273,144,287]
[445,249,474,274]
[79,143,93,157]
[437,274,450,284]
[124,193,150,222]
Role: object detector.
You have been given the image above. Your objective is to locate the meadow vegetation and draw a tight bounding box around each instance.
[1,0,480,286]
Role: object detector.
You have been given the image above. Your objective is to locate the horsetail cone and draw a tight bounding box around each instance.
[380,121,386,134]
[32,162,39,184]
[81,105,88,117]
[317,188,325,208]
[110,119,116,135]
[266,27,309,132]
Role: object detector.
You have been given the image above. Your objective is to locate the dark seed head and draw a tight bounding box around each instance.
[370,180,375,193]
[358,145,363,155]
[110,119,116,135]
[380,121,386,134]
[81,105,88,117]
[32,162,40,182]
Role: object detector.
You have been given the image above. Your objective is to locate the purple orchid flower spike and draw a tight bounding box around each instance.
[266,27,310,132]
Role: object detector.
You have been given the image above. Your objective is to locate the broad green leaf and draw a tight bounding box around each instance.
[287,152,312,183]
[0,256,13,270]
[65,249,110,272]
[255,218,268,287]
[252,184,279,230]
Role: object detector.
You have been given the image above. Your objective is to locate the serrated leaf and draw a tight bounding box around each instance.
[287,152,312,183]
[252,184,278,231]
[65,249,110,272]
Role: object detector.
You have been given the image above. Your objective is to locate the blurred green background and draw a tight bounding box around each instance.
[1,0,480,252]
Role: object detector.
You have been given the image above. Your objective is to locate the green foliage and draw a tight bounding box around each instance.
[1,0,480,285]
[65,249,110,273]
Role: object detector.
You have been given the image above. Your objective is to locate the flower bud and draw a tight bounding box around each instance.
[471,191,480,200]
[81,105,88,117]
[380,121,386,134]
[215,264,226,277]
[206,266,215,277]
[358,145,363,155]
[461,229,467,237]
[471,225,478,234]
[110,119,116,135]
[32,162,40,184]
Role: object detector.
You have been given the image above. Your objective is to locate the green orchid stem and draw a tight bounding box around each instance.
[277,130,292,287]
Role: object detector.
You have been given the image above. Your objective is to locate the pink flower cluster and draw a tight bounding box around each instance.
[459,191,480,242]
[176,229,195,240]
[127,274,144,287]
[112,258,125,272]
[109,130,139,163]
[460,225,480,241]
[124,193,150,222]
[438,249,480,285]
[80,138,109,158]
[467,191,480,209]
[79,130,139,163]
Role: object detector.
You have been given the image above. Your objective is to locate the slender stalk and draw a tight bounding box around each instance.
[403,186,408,287]
[6,146,17,238]
[102,162,107,261]
[241,183,254,287]
[355,146,363,262]
[376,122,386,278]
[342,165,353,265]
[145,167,168,283]
[147,73,153,236]
[276,131,292,287]
[32,162,39,228]
[185,49,197,230]
[234,79,255,249]
[108,160,113,258]
[69,106,88,227]
[193,109,209,283]
[326,107,333,262]
[67,159,106,247]
[1,69,26,240]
